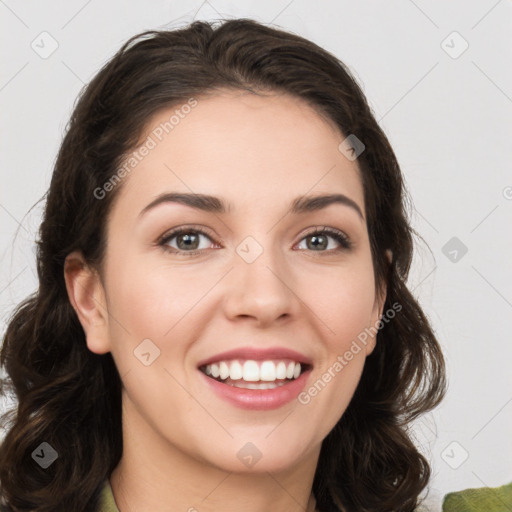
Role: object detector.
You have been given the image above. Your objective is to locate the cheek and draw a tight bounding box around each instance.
[106,253,209,336]
[300,259,377,345]
[298,339,368,445]
[104,253,227,379]
[296,257,377,420]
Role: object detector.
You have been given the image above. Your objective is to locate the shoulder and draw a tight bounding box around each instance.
[441,480,512,511]
[0,480,120,512]
[99,478,120,512]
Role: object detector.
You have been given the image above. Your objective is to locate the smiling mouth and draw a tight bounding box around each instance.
[199,359,312,389]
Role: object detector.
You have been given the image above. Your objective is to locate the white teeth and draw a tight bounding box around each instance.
[286,362,295,379]
[260,361,276,381]
[276,361,287,380]
[242,360,260,381]
[201,359,305,383]
[219,361,230,380]
[227,381,289,390]
[230,361,243,380]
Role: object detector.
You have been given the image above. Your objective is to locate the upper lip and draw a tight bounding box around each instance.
[196,347,313,368]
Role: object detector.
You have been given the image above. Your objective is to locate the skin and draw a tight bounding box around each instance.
[64,90,386,512]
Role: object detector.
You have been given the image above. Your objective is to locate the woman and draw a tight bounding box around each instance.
[0,19,447,511]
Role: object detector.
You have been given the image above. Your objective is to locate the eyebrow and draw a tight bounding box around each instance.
[138,192,364,220]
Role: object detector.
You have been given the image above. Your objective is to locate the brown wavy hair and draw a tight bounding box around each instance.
[0,18,446,512]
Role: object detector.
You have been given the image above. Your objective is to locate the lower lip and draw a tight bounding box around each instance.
[199,369,311,410]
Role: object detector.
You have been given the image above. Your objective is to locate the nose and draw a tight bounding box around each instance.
[221,239,300,327]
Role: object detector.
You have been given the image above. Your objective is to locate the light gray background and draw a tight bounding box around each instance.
[1,1,511,510]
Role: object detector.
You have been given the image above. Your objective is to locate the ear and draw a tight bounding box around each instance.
[63,250,111,354]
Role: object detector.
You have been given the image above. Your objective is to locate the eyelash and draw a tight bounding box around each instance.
[157,225,352,256]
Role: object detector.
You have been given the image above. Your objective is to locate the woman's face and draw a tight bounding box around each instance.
[72,90,385,474]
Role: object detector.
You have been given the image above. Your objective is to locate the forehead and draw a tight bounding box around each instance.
[112,91,365,218]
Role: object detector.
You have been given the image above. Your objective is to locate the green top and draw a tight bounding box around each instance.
[98,478,512,511]
[99,479,119,512]
[442,481,512,511]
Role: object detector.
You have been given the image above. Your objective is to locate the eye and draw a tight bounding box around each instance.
[158,226,218,255]
[296,227,352,252]
[157,225,352,256]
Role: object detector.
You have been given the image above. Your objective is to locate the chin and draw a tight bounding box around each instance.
[196,434,316,475]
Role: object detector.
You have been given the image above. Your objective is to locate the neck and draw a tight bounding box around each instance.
[110,468,318,512]
[109,394,320,512]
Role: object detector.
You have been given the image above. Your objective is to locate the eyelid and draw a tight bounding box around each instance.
[157,224,352,255]
[158,224,220,245]
[297,225,352,250]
